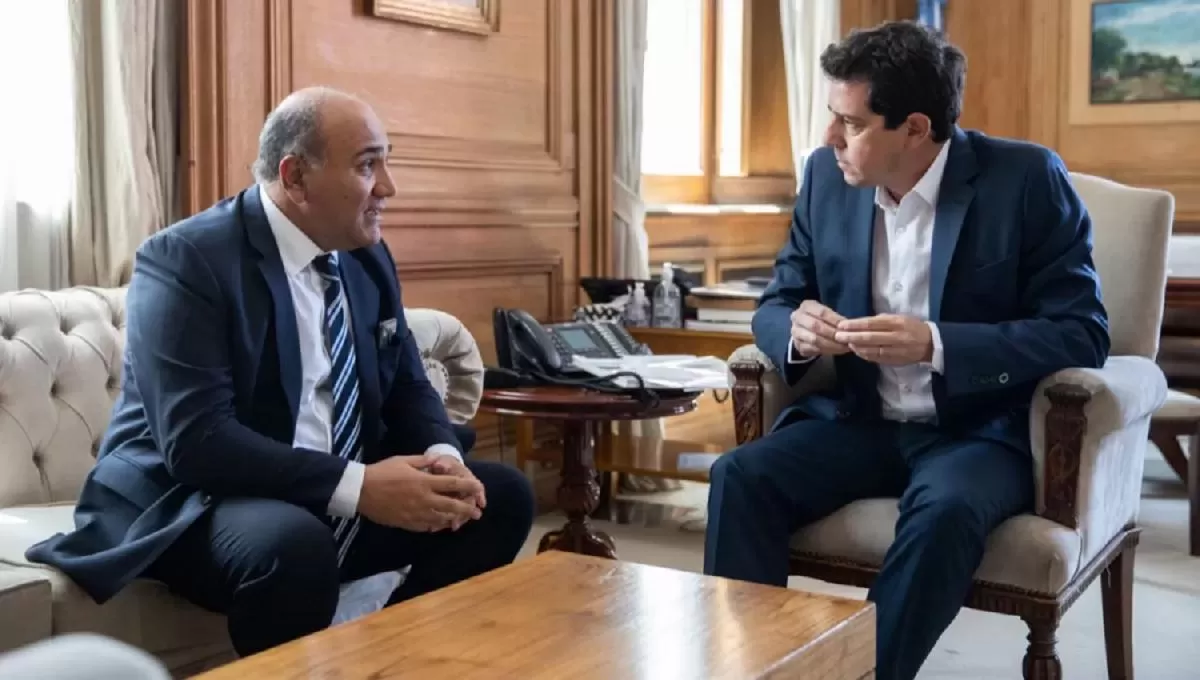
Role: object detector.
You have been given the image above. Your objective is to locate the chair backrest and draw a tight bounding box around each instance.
[1069,171,1174,359]
[0,287,126,508]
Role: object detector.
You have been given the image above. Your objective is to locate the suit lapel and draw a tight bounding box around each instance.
[244,188,302,424]
[929,128,979,321]
[337,253,383,455]
[844,188,877,319]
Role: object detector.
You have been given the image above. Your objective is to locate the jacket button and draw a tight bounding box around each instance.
[998,373,1010,384]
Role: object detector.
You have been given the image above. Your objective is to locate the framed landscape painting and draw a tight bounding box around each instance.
[1068,0,1200,124]
[368,0,500,36]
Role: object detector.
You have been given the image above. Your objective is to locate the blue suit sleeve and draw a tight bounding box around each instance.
[127,232,347,512]
[937,150,1111,396]
[752,155,819,385]
[375,244,460,456]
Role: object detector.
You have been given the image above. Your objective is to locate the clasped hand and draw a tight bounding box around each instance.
[357,454,486,533]
[790,300,932,366]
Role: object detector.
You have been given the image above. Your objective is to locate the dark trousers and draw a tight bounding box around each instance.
[146,460,535,657]
[703,417,1033,680]
[451,423,476,455]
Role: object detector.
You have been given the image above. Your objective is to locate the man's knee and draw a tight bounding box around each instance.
[469,461,536,529]
[709,444,764,492]
[219,499,340,613]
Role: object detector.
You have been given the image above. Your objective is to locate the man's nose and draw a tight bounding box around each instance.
[823,122,842,149]
[375,165,397,197]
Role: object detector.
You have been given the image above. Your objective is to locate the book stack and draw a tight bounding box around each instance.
[684,281,761,334]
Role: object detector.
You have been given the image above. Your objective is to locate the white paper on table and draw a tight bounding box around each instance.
[332,566,410,625]
[569,355,731,391]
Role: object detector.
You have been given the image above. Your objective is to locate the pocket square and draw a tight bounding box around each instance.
[377,318,398,348]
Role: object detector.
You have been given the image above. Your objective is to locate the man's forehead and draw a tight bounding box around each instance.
[322,118,388,155]
[828,80,872,118]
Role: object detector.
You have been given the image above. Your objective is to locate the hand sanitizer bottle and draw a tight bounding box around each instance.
[622,282,650,328]
[652,263,682,328]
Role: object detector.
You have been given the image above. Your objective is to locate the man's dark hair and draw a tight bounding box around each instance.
[819,21,965,143]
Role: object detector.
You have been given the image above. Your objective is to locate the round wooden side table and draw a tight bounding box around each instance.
[480,385,699,559]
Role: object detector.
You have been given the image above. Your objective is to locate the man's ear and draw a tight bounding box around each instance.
[905,113,933,145]
[278,154,308,203]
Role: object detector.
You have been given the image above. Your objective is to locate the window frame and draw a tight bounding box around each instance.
[641,0,796,206]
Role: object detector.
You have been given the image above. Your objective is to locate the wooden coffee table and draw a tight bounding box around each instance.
[193,551,877,679]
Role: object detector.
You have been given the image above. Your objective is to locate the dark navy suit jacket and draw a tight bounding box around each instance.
[25,187,459,603]
[756,128,1110,452]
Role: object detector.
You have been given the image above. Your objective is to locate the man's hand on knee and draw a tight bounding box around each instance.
[358,455,484,533]
[427,455,487,525]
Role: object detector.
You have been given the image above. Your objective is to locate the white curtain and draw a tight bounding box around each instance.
[69,0,180,287]
[612,0,650,280]
[612,0,675,493]
[0,3,73,292]
[779,0,840,190]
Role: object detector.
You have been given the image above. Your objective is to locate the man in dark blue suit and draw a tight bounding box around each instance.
[703,22,1109,680]
[26,87,535,657]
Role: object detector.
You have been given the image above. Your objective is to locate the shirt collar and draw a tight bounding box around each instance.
[258,184,325,277]
[874,138,952,211]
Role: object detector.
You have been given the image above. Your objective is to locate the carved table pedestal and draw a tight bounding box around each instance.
[480,385,699,558]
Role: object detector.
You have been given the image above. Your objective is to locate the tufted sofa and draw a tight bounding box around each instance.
[0,286,485,676]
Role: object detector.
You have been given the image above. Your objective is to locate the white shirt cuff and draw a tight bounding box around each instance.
[926,321,944,374]
[327,461,365,518]
[425,442,463,463]
[787,336,818,365]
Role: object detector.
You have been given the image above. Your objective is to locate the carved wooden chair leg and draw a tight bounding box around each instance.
[1101,542,1135,680]
[1021,617,1062,680]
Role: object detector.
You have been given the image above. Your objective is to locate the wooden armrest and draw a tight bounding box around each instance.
[731,361,767,445]
[1041,382,1092,530]
[732,360,1094,531]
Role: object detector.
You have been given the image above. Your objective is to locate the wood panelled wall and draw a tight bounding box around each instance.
[181,0,612,459]
[840,0,916,35]
[947,0,1200,232]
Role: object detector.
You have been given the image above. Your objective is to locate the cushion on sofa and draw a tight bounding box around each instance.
[0,506,233,673]
[789,498,1083,595]
[0,563,52,653]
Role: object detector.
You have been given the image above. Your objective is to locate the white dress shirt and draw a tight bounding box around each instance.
[259,186,461,519]
[789,140,950,423]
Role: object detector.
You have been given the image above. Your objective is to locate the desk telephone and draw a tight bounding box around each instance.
[493,308,649,377]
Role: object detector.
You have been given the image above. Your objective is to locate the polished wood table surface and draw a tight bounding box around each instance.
[193,552,877,680]
[480,386,699,559]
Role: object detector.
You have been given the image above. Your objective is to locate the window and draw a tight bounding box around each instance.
[641,1,705,176]
[640,0,793,206]
[0,1,73,291]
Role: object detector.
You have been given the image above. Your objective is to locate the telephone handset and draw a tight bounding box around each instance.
[492,308,649,377]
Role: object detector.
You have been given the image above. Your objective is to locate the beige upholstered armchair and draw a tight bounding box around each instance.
[727,172,1174,680]
[0,287,484,676]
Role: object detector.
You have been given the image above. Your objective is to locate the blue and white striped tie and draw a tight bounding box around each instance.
[313,253,364,565]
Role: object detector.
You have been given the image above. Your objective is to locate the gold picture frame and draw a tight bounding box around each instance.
[368,0,500,36]
[1067,0,1200,126]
